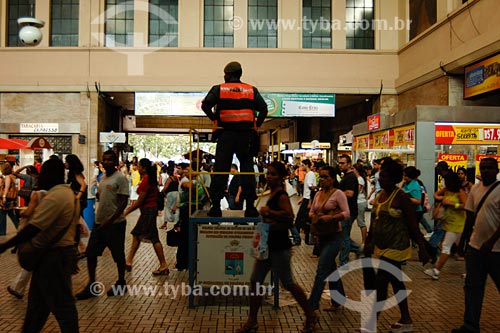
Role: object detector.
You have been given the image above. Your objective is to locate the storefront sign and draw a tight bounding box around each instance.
[393,125,415,146]
[20,123,59,134]
[135,92,206,116]
[372,130,390,149]
[367,114,381,131]
[301,142,331,149]
[464,53,500,99]
[355,134,370,150]
[435,124,500,144]
[475,154,500,178]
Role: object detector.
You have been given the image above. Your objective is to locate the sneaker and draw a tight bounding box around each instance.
[244,207,259,217]
[107,280,127,296]
[7,286,23,299]
[390,322,413,333]
[424,268,440,280]
[75,284,97,300]
[207,206,222,217]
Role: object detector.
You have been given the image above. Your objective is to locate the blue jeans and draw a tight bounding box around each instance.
[460,247,500,333]
[308,233,345,310]
[0,208,19,235]
[339,217,360,266]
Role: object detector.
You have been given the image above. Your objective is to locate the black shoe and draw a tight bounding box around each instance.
[451,327,474,333]
[244,207,259,217]
[75,284,97,300]
[7,286,23,299]
[107,280,127,296]
[207,206,222,217]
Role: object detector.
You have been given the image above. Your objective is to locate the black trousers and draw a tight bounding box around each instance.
[211,130,256,205]
[23,247,79,333]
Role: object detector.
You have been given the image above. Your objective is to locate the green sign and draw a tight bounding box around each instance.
[261,93,335,117]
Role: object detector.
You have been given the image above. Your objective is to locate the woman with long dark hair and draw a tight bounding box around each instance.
[236,161,317,333]
[65,154,88,257]
[124,158,169,275]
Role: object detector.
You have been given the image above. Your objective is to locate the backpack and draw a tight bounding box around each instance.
[418,181,431,213]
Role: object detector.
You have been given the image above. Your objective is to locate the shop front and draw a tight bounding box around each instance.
[281,141,332,165]
[353,106,500,193]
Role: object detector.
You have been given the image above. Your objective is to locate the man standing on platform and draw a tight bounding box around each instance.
[75,150,130,300]
[201,61,268,217]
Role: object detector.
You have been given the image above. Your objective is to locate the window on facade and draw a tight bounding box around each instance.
[204,0,234,48]
[248,0,277,48]
[51,0,79,46]
[7,0,33,46]
[345,0,374,49]
[149,0,178,47]
[105,0,134,47]
[302,0,331,49]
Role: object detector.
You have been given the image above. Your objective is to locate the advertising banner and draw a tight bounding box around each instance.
[464,53,500,99]
[438,153,468,188]
[262,93,335,118]
[435,124,500,145]
[355,134,370,150]
[135,92,335,118]
[475,154,500,178]
[393,125,415,146]
[372,130,391,149]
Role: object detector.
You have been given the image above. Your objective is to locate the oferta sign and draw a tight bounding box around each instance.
[262,93,335,117]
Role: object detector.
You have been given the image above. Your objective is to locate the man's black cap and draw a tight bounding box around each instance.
[224,61,242,74]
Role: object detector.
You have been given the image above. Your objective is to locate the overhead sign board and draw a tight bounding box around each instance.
[99,132,126,143]
[135,92,335,118]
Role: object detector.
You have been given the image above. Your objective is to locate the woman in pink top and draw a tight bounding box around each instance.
[308,166,350,312]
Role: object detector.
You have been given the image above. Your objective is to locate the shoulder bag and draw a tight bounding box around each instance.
[17,198,78,271]
[458,181,500,256]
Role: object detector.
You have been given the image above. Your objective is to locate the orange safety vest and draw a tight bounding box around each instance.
[218,83,255,123]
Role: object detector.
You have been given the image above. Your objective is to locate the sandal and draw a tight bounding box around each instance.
[235,321,258,333]
[389,322,413,333]
[152,267,170,276]
[323,304,341,312]
[302,313,319,333]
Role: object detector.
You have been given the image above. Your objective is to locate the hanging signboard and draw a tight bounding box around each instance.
[435,124,500,145]
[464,53,500,99]
[367,114,381,131]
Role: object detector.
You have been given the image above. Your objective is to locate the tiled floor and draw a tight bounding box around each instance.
[1,196,499,333]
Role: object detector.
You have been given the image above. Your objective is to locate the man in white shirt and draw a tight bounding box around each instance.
[452,157,500,333]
